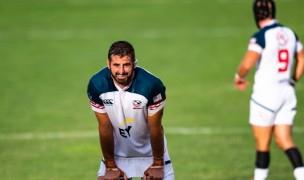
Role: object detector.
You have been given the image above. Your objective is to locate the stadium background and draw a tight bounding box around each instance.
[0,0,303,179]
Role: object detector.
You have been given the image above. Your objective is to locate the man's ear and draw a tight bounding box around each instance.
[107,59,110,69]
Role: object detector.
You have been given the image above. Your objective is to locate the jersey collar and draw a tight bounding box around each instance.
[260,19,278,29]
[113,81,133,92]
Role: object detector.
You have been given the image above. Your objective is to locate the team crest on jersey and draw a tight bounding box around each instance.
[132,100,142,109]
[277,30,288,46]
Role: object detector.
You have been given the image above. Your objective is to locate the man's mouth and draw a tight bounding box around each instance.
[117,74,127,79]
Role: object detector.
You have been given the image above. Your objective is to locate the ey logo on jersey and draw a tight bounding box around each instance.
[132,100,142,109]
[119,118,134,138]
[119,126,132,138]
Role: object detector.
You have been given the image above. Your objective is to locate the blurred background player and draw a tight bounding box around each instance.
[87,41,174,180]
[234,0,304,179]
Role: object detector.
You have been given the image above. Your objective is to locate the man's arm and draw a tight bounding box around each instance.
[144,108,165,180]
[95,112,126,180]
[234,50,260,91]
[293,49,304,82]
[148,108,165,162]
[95,112,115,162]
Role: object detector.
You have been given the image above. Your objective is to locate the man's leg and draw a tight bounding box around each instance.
[274,125,304,180]
[252,125,273,180]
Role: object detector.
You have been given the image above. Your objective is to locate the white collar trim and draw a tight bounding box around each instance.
[260,19,277,29]
[113,80,132,92]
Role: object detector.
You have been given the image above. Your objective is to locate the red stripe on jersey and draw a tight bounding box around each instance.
[90,100,105,109]
[148,100,164,110]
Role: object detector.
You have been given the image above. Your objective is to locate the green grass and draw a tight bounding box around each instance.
[1,0,304,179]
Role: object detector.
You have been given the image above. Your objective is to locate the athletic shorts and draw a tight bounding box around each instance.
[97,153,174,179]
[249,83,297,127]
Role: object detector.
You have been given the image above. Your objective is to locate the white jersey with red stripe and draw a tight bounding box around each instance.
[87,66,168,158]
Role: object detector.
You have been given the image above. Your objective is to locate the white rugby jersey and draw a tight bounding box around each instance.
[248,20,303,86]
[87,66,167,158]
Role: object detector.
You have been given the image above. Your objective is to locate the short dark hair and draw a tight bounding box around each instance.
[108,41,136,61]
[253,0,276,28]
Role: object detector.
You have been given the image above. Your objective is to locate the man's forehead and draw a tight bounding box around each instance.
[110,55,132,62]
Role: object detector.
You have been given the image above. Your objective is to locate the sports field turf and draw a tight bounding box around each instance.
[0,0,304,179]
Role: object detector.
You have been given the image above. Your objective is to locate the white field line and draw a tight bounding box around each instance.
[67,0,294,6]
[0,27,252,41]
[0,127,303,140]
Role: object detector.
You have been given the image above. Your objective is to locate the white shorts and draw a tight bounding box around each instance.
[249,83,297,127]
[97,153,174,179]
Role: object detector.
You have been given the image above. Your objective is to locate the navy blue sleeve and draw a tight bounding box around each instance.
[252,31,266,49]
[132,68,166,107]
[147,78,166,107]
[87,76,104,106]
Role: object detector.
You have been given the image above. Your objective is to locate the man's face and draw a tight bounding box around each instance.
[107,55,135,88]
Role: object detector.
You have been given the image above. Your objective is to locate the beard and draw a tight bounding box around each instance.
[111,70,134,87]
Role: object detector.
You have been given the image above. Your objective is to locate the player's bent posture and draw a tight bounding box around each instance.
[234,0,304,179]
[87,41,174,180]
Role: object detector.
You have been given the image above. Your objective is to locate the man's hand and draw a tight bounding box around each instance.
[102,159,127,180]
[143,166,164,180]
[103,167,126,180]
[143,157,164,180]
[234,74,249,91]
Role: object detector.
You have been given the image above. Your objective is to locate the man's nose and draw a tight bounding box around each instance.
[118,66,125,74]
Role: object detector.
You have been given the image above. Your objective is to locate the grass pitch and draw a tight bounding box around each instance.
[1,0,304,179]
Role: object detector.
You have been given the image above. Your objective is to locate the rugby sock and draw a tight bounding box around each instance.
[285,147,304,168]
[285,148,304,180]
[294,167,304,180]
[255,151,270,168]
[254,151,270,180]
[254,168,269,180]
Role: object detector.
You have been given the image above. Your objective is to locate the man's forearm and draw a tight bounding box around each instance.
[150,126,164,165]
[99,124,115,161]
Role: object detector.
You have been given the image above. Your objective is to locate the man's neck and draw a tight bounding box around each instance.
[258,18,277,29]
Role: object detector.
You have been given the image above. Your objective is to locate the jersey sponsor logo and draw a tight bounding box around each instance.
[119,126,132,138]
[118,118,134,138]
[119,118,134,126]
[102,99,114,106]
[132,100,142,109]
